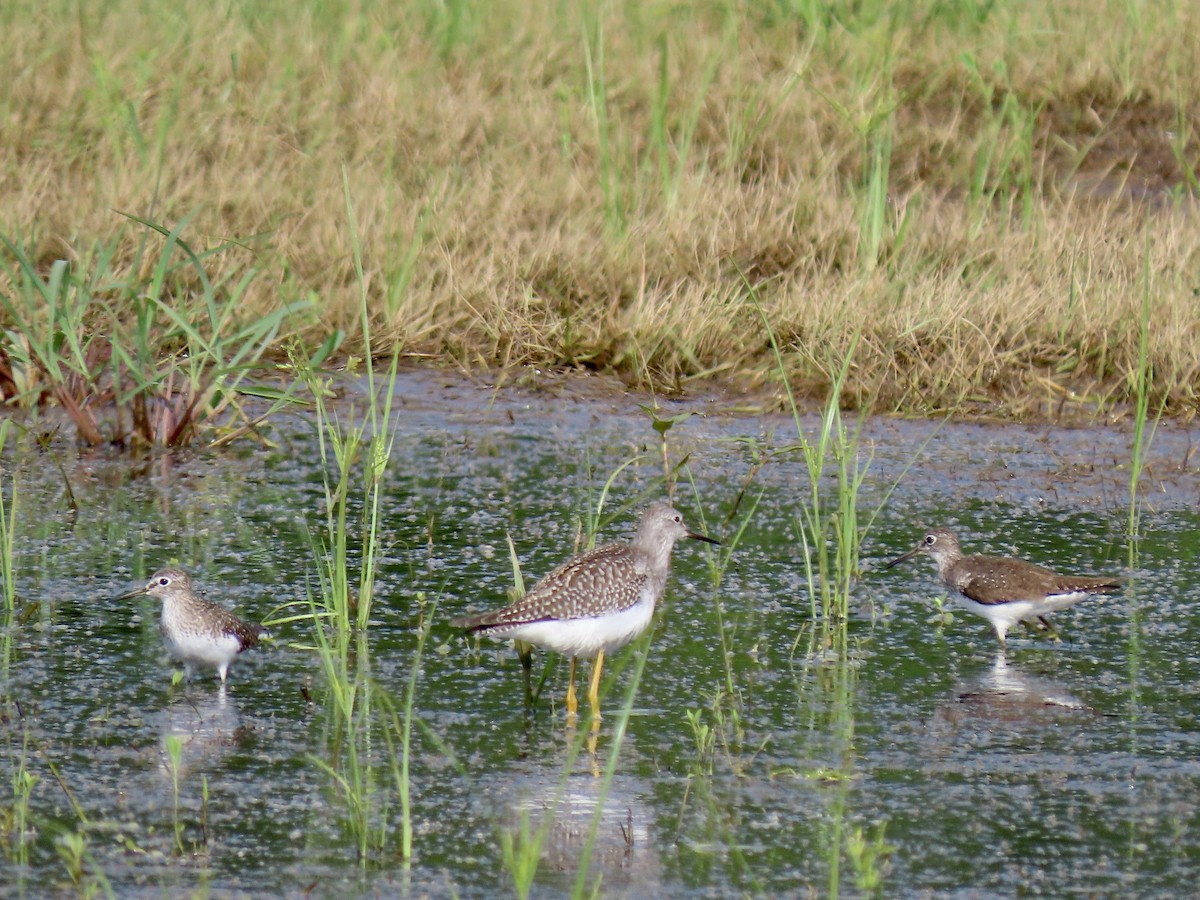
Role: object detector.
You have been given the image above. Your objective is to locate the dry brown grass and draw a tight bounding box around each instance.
[3,0,1200,420]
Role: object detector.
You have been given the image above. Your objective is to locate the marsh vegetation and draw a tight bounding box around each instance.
[0,369,1193,896]
[1,0,1198,895]
[2,0,1199,426]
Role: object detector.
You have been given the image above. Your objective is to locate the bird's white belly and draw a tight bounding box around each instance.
[503,599,656,659]
[956,590,1090,631]
[957,597,1039,632]
[163,627,241,669]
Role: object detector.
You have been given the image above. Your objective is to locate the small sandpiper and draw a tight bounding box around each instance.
[886,528,1122,647]
[451,502,719,715]
[121,567,268,684]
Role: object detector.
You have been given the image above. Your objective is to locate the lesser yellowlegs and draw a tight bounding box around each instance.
[452,502,718,714]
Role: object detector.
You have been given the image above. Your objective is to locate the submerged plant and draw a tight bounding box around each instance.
[378,592,441,864]
[500,808,547,900]
[54,829,114,899]
[795,623,876,898]
[846,821,895,896]
[2,724,38,867]
[164,734,185,855]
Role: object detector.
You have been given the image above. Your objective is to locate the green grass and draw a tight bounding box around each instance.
[0,219,306,447]
[2,721,37,868]
[1,0,1198,426]
[1127,228,1161,546]
[752,291,866,632]
[378,596,440,866]
[1121,226,1158,806]
[298,366,404,864]
[164,734,186,856]
[272,188,419,866]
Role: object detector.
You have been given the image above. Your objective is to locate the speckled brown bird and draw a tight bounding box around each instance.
[121,568,267,684]
[451,502,718,714]
[886,528,1122,646]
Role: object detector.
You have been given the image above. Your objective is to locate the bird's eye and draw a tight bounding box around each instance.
[158,577,170,586]
[924,534,936,545]
[673,515,682,524]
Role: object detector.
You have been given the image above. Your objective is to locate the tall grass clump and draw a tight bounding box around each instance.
[580,6,626,236]
[273,185,418,865]
[294,350,398,862]
[819,42,909,273]
[960,54,1041,231]
[646,26,728,211]
[0,217,306,448]
[751,293,868,635]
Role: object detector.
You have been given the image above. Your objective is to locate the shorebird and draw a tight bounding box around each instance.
[121,568,267,684]
[886,528,1121,646]
[451,502,719,715]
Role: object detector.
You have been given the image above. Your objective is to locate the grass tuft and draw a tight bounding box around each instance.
[0,219,308,448]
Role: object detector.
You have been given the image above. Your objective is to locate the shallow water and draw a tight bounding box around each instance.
[2,370,1199,896]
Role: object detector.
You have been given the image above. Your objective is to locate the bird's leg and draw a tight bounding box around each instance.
[565,657,579,716]
[516,640,534,710]
[588,649,606,713]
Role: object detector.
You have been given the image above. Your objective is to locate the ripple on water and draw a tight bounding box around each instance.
[2,371,1200,895]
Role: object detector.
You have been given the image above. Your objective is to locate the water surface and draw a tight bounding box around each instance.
[2,370,1198,896]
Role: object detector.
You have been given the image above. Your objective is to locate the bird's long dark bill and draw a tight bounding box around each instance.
[885,546,922,569]
[116,587,150,601]
[687,531,720,545]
